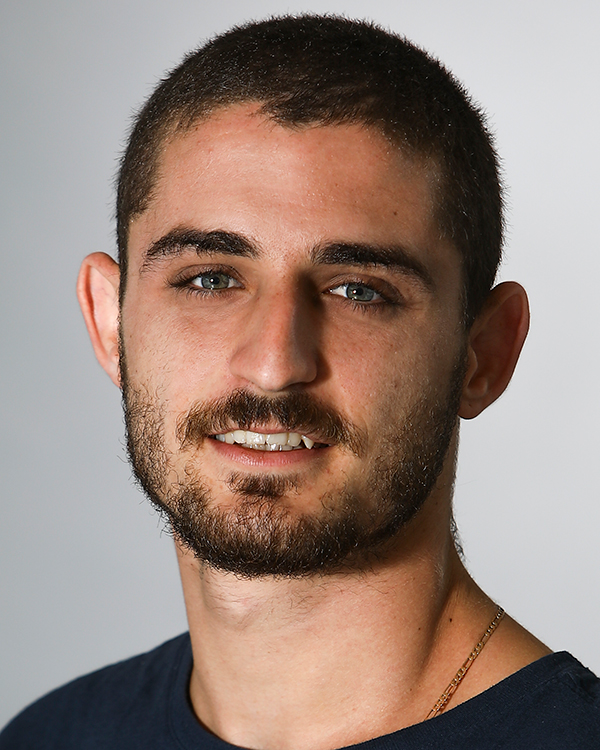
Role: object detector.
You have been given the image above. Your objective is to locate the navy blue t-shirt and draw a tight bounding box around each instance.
[2,633,599,748]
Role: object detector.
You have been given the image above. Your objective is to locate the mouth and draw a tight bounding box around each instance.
[210,430,329,451]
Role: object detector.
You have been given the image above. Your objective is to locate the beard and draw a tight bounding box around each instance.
[121,352,466,578]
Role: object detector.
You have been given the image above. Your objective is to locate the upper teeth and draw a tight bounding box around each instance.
[214,430,316,450]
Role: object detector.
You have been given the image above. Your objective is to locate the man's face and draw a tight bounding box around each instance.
[120,104,467,576]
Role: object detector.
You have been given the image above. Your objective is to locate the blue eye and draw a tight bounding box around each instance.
[330,282,380,303]
[191,272,236,290]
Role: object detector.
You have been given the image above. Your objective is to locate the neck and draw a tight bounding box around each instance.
[176,486,493,750]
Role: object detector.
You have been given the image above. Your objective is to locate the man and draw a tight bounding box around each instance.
[2,14,598,749]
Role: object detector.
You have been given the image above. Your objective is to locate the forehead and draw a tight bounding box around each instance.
[129,104,450,273]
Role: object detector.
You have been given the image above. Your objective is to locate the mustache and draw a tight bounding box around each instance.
[177,389,365,457]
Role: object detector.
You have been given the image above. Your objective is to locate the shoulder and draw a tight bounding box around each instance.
[0,633,191,750]
[511,651,600,714]
[450,652,600,747]
[515,652,600,741]
[383,652,600,750]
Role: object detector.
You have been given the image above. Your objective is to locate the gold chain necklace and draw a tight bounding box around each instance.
[426,607,505,719]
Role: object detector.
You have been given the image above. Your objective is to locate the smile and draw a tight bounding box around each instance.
[212,430,323,451]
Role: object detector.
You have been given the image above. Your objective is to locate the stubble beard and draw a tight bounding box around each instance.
[121,350,466,579]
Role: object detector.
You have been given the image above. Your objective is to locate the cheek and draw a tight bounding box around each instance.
[325,322,461,428]
[321,334,416,440]
[121,302,232,413]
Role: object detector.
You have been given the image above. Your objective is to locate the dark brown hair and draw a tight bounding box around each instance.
[117,14,503,323]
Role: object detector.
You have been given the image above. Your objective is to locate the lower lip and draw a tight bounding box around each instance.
[206,438,331,467]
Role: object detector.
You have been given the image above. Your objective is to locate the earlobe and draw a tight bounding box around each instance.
[459,281,530,419]
[76,253,122,388]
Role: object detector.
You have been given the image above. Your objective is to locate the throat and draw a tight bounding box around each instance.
[181,548,470,750]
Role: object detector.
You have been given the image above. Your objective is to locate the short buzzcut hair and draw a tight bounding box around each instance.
[117,14,503,324]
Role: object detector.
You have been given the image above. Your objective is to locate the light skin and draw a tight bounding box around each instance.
[78,104,549,750]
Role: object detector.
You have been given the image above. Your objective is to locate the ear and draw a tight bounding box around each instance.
[76,252,121,388]
[459,281,530,419]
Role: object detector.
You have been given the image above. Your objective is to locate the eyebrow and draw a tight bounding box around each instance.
[140,228,434,290]
[141,228,258,273]
[311,242,434,290]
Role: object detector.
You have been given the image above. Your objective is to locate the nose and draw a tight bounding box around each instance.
[229,286,319,393]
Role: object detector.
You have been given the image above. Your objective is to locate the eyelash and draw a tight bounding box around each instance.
[329,281,385,306]
[171,269,401,312]
[327,277,404,316]
[171,268,241,297]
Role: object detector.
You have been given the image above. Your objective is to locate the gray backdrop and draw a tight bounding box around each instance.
[1,0,599,727]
